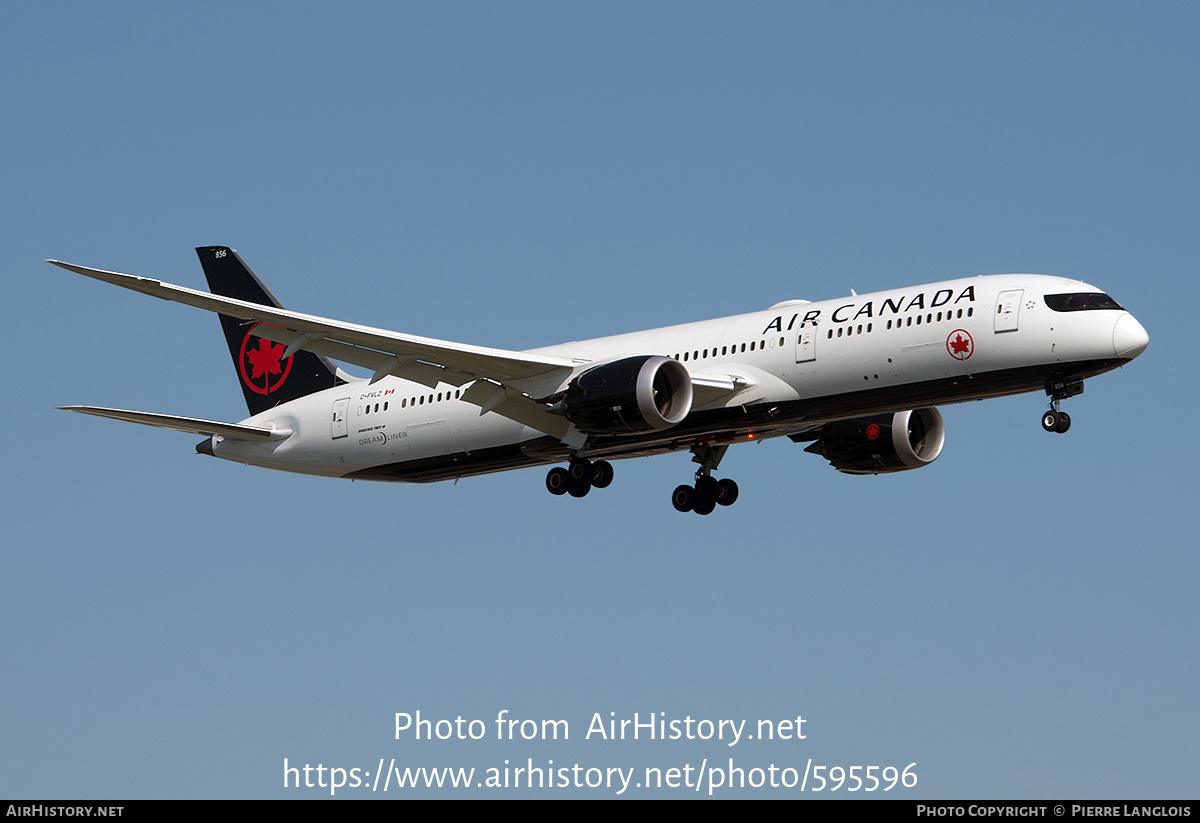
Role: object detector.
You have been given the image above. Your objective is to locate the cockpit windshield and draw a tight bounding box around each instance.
[1045,293,1124,312]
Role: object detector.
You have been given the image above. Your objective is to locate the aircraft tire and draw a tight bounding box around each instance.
[1041,410,1060,432]
[1055,412,1071,433]
[568,482,591,498]
[672,485,695,513]
[591,460,614,488]
[694,475,719,503]
[568,457,592,483]
[716,478,739,506]
[546,467,570,495]
[694,499,716,516]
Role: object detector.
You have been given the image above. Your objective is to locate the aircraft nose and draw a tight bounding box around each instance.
[1113,312,1149,360]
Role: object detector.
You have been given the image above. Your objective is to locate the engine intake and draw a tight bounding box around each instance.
[804,408,945,474]
[561,355,693,434]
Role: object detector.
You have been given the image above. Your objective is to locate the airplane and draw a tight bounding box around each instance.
[49,247,1149,515]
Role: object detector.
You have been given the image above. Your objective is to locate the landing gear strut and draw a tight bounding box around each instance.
[671,444,739,515]
[1042,378,1083,434]
[546,456,613,498]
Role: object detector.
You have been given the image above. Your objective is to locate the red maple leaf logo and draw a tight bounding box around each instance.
[946,329,973,360]
[238,325,294,395]
[246,338,286,380]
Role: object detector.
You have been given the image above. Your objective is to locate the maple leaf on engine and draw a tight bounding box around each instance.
[950,334,971,355]
[246,338,287,380]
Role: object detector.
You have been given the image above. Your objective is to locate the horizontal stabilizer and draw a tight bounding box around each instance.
[60,406,291,440]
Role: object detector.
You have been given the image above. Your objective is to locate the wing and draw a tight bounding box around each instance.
[47,259,580,398]
[50,257,759,448]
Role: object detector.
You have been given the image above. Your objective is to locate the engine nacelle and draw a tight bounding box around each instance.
[561,355,693,434]
[804,408,945,475]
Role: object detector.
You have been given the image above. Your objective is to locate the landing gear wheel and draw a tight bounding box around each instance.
[1042,410,1061,432]
[567,482,591,498]
[694,475,719,503]
[568,457,592,483]
[716,478,739,506]
[672,485,696,513]
[693,499,716,516]
[1055,412,1071,433]
[546,467,569,495]
[591,460,614,489]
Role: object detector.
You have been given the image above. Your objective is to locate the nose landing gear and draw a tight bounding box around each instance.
[1042,377,1083,434]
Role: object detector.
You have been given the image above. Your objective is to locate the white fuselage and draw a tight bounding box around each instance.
[211,274,1146,482]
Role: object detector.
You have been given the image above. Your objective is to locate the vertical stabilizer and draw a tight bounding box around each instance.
[196,246,343,416]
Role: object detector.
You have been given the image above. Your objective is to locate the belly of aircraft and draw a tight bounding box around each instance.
[342,357,1121,483]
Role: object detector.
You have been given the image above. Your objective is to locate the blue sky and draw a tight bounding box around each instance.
[3,1,1197,798]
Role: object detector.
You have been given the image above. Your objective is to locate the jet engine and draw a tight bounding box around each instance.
[560,355,693,434]
[803,408,945,474]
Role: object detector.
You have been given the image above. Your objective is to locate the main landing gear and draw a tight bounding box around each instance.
[671,444,740,516]
[545,456,613,498]
[671,476,739,516]
[544,443,742,515]
[1041,377,1084,434]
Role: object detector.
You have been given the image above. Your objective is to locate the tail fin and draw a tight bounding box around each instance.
[196,246,344,416]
